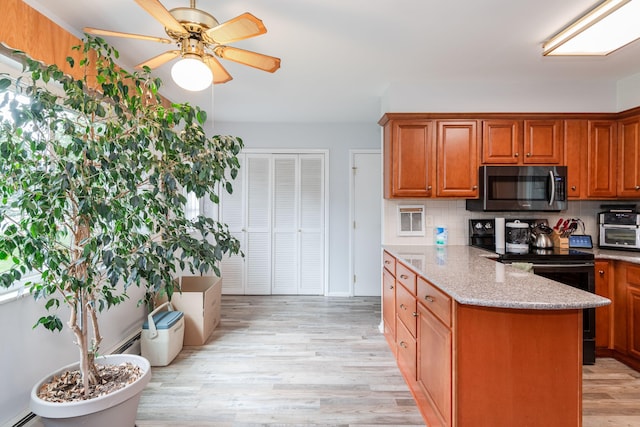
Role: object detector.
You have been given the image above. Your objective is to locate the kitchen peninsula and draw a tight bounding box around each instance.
[382,245,610,427]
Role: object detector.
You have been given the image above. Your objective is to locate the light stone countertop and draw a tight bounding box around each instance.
[591,248,640,265]
[383,245,611,310]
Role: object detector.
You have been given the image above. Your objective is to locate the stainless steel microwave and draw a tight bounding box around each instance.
[466,166,567,212]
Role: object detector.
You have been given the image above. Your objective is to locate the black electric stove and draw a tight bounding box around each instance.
[469,218,596,364]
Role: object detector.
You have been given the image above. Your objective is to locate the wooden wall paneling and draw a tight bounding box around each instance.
[456,305,582,427]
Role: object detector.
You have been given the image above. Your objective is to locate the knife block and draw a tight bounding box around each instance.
[552,231,569,249]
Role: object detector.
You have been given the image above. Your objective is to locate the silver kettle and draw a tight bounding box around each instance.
[531,224,554,249]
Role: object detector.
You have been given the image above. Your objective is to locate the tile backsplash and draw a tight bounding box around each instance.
[383,199,632,246]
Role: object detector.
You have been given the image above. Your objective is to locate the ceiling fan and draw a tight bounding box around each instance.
[84,0,281,91]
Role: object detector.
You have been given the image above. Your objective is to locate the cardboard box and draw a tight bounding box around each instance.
[165,276,222,346]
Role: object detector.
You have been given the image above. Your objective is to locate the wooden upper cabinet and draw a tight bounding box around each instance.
[383,120,434,198]
[436,120,479,197]
[481,119,563,165]
[482,120,522,164]
[587,120,618,199]
[563,120,588,199]
[618,115,640,198]
[523,120,563,164]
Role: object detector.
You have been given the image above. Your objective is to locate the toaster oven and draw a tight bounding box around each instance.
[598,211,640,251]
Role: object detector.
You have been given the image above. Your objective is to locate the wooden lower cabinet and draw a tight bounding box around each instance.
[382,251,584,426]
[595,260,614,350]
[417,303,452,427]
[382,268,396,345]
[613,262,640,370]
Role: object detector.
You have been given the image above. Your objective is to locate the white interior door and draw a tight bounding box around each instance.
[218,151,325,295]
[219,155,245,294]
[298,154,324,295]
[272,155,298,294]
[351,151,382,296]
[245,155,272,295]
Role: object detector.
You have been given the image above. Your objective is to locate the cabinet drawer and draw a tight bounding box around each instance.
[627,264,640,288]
[397,283,417,337]
[383,251,396,276]
[417,276,452,327]
[396,262,416,294]
[396,315,417,380]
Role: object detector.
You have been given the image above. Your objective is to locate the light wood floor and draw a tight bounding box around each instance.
[136,296,640,427]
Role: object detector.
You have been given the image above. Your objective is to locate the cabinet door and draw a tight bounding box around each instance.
[587,120,617,198]
[563,120,587,199]
[625,263,640,360]
[436,120,479,197]
[628,286,640,360]
[523,120,563,164]
[385,120,434,198]
[481,120,522,164]
[417,303,452,427]
[618,116,640,198]
[383,268,396,340]
[595,261,613,350]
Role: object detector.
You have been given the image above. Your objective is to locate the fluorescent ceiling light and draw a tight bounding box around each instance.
[543,0,640,56]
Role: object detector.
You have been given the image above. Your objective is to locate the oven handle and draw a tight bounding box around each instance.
[601,224,638,229]
[531,263,594,269]
[548,170,556,206]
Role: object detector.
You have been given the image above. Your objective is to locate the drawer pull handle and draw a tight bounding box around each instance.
[399,341,408,349]
[424,295,435,302]
[599,270,604,275]
[400,274,408,279]
[636,185,640,191]
[571,186,577,191]
[413,312,418,317]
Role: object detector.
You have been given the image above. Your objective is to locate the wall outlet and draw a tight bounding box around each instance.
[425,215,434,227]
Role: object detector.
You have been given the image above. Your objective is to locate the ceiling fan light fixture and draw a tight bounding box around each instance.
[543,0,640,55]
[171,54,213,91]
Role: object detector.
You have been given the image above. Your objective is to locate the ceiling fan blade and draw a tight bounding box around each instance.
[204,12,267,44]
[215,46,280,73]
[135,50,180,70]
[134,0,188,36]
[203,55,233,84]
[83,27,173,44]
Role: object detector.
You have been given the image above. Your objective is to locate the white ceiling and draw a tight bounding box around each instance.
[23,0,640,123]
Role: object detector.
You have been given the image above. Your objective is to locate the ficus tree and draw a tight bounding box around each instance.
[0,36,242,396]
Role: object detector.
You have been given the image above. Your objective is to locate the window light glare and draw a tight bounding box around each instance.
[543,0,640,55]
[171,56,213,92]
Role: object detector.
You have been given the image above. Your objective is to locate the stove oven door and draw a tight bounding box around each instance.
[532,263,595,365]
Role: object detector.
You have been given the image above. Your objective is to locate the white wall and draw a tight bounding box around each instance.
[0,286,146,426]
[617,72,640,112]
[382,79,618,113]
[209,121,380,296]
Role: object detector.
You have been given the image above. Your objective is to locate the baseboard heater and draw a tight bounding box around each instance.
[11,328,142,427]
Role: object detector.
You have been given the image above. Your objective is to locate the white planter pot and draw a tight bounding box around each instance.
[30,354,151,427]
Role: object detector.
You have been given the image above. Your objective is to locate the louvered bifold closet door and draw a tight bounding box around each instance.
[298,154,324,294]
[245,154,272,295]
[219,154,246,294]
[272,155,299,294]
